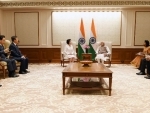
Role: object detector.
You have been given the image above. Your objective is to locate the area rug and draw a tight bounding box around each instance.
[0,63,150,113]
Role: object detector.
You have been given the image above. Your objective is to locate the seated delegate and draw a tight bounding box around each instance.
[0,35,19,77]
[9,36,29,74]
[136,41,150,75]
[131,40,150,68]
[95,42,111,64]
[64,39,77,63]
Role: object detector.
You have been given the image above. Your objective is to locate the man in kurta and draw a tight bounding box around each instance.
[95,42,111,64]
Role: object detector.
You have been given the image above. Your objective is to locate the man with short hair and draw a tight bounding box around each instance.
[9,36,29,74]
[0,35,19,77]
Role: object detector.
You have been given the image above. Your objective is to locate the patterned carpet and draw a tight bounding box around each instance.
[0,63,150,113]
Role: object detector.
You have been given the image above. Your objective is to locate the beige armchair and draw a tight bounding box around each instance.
[60,41,77,67]
[0,61,7,79]
[0,40,10,78]
[95,41,112,67]
[0,40,20,78]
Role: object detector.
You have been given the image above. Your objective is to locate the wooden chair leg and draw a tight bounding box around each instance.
[105,59,111,68]
[109,61,111,67]
[61,61,62,66]
[108,60,111,67]
[2,66,5,79]
[63,60,64,67]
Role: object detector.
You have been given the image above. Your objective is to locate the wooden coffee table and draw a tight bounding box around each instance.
[62,63,113,96]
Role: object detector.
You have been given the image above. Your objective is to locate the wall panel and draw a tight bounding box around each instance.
[52,12,122,46]
[134,11,150,46]
[14,12,39,46]
[19,48,142,64]
[1,9,150,48]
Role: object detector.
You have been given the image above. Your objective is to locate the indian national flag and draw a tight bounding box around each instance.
[89,19,97,60]
[78,19,86,60]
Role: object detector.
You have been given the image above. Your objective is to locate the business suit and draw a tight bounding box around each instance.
[9,43,28,73]
[137,58,147,75]
[0,45,17,77]
[144,55,150,79]
[147,61,150,75]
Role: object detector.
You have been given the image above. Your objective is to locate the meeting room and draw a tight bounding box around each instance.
[0,0,150,113]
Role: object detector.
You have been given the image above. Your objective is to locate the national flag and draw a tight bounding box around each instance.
[88,19,97,60]
[78,19,86,60]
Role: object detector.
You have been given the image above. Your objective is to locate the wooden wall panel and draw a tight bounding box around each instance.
[111,49,122,63]
[19,48,143,64]
[40,51,48,62]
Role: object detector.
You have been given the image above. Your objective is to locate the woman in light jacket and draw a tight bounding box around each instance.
[64,39,76,63]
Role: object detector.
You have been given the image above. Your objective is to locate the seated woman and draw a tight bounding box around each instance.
[64,39,77,63]
[131,40,150,68]
[95,42,111,64]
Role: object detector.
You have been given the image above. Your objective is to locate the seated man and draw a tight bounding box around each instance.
[95,42,111,64]
[9,36,29,74]
[144,55,150,79]
[0,35,19,77]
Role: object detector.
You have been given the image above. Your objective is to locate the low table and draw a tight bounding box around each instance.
[62,63,113,96]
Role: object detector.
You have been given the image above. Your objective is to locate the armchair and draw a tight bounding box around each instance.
[0,40,10,78]
[0,40,20,78]
[95,41,112,67]
[60,41,77,67]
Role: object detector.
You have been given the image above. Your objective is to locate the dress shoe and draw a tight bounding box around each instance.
[144,75,150,79]
[136,72,146,75]
[24,70,30,73]
[0,84,2,87]
[10,74,19,77]
[19,71,27,74]
[13,74,19,77]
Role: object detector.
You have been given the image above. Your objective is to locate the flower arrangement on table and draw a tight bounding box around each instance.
[79,45,91,82]
[78,77,91,82]
[84,45,90,53]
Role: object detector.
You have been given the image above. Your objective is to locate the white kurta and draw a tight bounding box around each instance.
[64,44,77,59]
[95,46,111,62]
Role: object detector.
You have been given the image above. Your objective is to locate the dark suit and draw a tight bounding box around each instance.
[138,58,147,73]
[147,60,150,75]
[0,45,17,76]
[9,43,28,72]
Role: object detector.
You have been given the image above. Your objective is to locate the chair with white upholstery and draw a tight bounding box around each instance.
[60,41,77,67]
[95,41,112,67]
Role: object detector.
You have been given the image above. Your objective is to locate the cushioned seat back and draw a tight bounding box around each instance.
[3,40,11,49]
